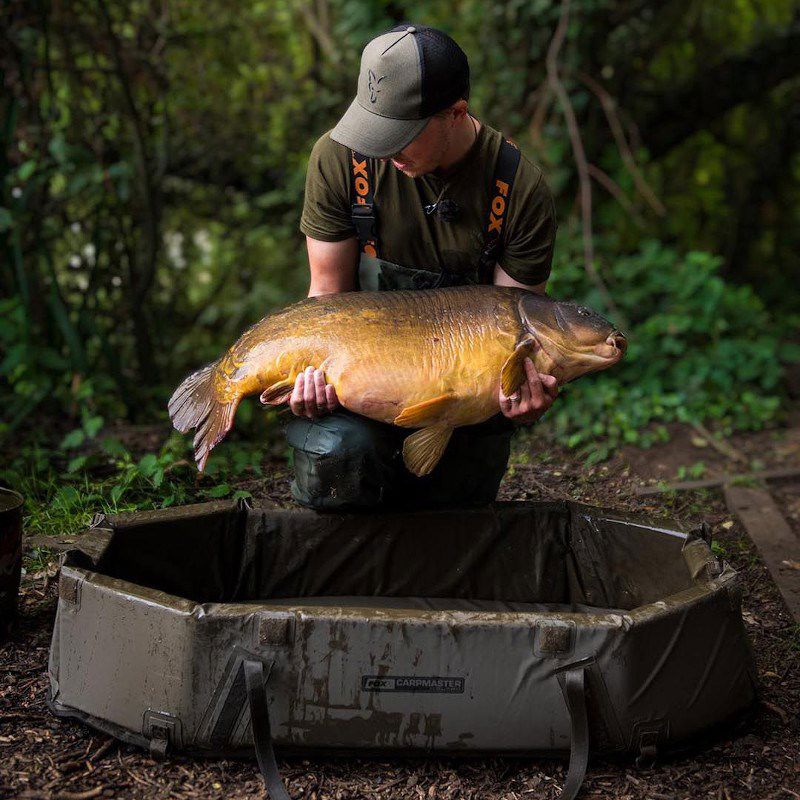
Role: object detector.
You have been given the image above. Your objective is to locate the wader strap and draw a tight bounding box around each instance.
[557,665,590,800]
[243,659,292,800]
[478,138,521,284]
[350,150,379,258]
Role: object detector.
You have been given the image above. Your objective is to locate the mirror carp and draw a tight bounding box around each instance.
[169,286,626,476]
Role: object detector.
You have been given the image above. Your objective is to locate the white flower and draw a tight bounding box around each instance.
[69,255,81,268]
[71,222,82,234]
[193,229,212,252]
[164,230,186,269]
[11,187,22,198]
[193,229,212,264]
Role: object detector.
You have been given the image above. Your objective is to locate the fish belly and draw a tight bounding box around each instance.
[329,331,512,428]
[233,287,522,428]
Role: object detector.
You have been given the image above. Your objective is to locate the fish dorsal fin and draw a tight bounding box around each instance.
[500,336,537,397]
[393,392,457,428]
[402,426,454,476]
[259,378,295,405]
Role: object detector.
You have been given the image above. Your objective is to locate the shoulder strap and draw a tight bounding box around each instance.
[478,138,521,284]
[350,150,379,258]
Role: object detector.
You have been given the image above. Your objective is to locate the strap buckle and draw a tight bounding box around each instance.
[351,203,377,245]
[635,730,659,768]
[143,710,182,759]
[632,720,668,768]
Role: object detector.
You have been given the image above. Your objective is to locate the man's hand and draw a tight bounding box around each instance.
[499,357,558,424]
[289,366,340,419]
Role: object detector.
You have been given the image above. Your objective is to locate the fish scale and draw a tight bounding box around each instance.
[168,286,626,474]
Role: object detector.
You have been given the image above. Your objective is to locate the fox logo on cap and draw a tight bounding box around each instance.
[367,69,386,103]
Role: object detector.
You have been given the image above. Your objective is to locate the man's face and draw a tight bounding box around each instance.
[381,112,453,178]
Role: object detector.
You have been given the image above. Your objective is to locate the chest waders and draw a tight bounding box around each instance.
[287,141,522,510]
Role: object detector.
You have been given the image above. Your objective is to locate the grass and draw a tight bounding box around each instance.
[2,424,277,547]
[787,624,800,656]
[727,536,763,569]
[23,545,57,575]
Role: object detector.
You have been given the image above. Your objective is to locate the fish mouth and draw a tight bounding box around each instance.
[594,331,627,360]
[532,328,627,384]
[609,331,627,354]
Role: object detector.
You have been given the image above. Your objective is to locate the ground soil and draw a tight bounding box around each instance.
[2,421,799,800]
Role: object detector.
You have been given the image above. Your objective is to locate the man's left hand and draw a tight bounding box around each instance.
[499,357,558,424]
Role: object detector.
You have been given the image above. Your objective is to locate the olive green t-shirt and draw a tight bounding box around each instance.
[300,122,557,285]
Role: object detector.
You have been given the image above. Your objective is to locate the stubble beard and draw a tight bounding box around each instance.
[393,123,452,178]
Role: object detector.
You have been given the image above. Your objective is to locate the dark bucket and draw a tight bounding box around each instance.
[0,488,24,638]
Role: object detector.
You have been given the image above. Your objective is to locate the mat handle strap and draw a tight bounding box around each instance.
[557,665,590,800]
[243,658,292,800]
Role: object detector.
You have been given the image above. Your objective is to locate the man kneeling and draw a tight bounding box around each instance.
[288,24,558,510]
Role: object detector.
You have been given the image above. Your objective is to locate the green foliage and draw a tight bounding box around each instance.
[677,462,707,481]
[544,238,794,460]
[2,0,799,494]
[787,624,800,656]
[0,425,268,539]
[710,541,727,558]
[23,545,57,576]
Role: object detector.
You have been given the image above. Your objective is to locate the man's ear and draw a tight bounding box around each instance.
[450,99,469,123]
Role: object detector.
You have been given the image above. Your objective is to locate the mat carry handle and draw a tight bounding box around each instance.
[243,658,292,800]
[241,656,589,800]
[556,664,590,800]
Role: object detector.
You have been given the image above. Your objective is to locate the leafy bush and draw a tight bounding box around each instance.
[544,238,798,460]
[0,424,273,539]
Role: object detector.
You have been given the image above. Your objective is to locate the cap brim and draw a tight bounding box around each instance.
[330,97,430,158]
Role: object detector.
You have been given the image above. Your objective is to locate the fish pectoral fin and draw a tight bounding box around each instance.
[393,392,457,428]
[402,426,453,477]
[500,336,537,397]
[259,378,294,405]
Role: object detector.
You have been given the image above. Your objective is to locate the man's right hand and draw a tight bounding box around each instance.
[289,365,340,419]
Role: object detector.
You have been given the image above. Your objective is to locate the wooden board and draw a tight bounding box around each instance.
[635,465,800,496]
[724,485,800,622]
[24,534,78,552]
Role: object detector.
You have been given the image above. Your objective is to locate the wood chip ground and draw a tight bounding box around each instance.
[2,421,799,799]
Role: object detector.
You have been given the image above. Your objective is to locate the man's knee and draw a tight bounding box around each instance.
[416,420,513,506]
[285,410,514,511]
[285,411,403,510]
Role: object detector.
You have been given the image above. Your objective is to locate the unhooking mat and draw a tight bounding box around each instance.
[47,500,757,799]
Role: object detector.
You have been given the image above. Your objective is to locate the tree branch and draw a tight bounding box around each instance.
[546,0,625,326]
[587,163,645,226]
[297,1,341,65]
[577,70,665,216]
[96,0,162,380]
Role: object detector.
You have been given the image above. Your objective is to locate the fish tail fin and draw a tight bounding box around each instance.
[168,362,240,472]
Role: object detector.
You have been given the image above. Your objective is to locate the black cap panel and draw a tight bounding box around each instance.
[390,23,470,116]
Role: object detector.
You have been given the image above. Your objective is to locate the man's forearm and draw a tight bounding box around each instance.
[308,279,353,297]
[493,262,548,294]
